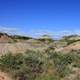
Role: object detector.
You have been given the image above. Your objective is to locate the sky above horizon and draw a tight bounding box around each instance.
[0,0,80,38]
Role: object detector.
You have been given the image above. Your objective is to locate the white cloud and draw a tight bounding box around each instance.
[0,26,80,39]
[0,26,18,34]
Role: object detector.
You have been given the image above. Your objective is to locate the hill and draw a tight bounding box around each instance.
[0,32,80,80]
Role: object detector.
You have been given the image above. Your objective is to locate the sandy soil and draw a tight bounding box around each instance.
[0,71,12,80]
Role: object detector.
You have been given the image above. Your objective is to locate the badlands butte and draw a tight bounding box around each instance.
[0,32,80,55]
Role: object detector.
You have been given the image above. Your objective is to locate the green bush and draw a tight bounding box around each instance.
[35,74,59,80]
[48,51,73,78]
[0,52,44,80]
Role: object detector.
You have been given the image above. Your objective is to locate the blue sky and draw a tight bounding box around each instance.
[0,0,80,38]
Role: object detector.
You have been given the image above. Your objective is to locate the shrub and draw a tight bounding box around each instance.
[48,51,73,78]
[0,52,44,80]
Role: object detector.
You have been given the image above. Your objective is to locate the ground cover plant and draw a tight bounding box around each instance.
[0,48,80,80]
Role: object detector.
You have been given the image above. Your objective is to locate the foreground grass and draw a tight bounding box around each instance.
[0,49,80,80]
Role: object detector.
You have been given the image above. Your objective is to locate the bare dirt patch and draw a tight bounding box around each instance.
[0,71,12,80]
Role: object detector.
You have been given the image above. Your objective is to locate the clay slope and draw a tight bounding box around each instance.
[55,41,80,53]
[0,33,13,43]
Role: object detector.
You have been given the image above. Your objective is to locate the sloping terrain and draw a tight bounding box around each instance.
[61,41,80,53]
[0,42,49,55]
[0,33,80,80]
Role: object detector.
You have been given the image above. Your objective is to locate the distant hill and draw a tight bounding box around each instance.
[0,32,32,43]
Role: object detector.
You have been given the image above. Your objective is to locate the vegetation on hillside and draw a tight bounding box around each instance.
[0,48,80,80]
[0,33,80,80]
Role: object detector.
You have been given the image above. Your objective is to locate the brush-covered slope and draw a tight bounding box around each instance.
[0,33,80,80]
